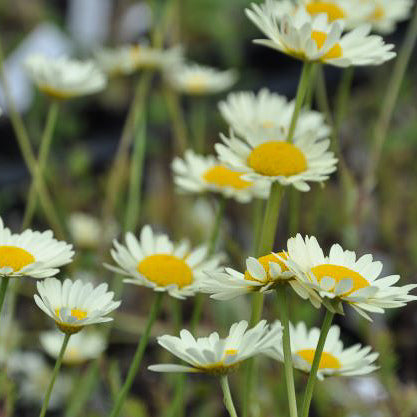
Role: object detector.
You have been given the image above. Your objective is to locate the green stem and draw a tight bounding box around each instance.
[22,100,60,229]
[0,41,64,239]
[164,87,188,154]
[300,309,335,417]
[220,376,238,417]
[190,197,226,333]
[251,199,264,255]
[334,67,354,136]
[276,285,298,417]
[0,278,10,325]
[39,333,71,417]
[365,5,417,193]
[124,109,147,233]
[191,97,207,153]
[287,62,314,142]
[303,64,318,111]
[109,293,164,417]
[288,188,301,237]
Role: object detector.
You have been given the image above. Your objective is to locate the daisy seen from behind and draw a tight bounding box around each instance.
[245,1,396,67]
[105,225,224,299]
[268,321,379,379]
[283,234,417,320]
[172,150,270,203]
[25,54,107,99]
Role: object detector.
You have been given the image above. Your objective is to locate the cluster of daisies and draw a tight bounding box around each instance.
[2,0,416,415]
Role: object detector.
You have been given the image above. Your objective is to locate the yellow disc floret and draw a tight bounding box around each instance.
[311,31,343,60]
[185,75,208,94]
[55,308,88,335]
[203,165,252,190]
[245,253,289,283]
[0,246,35,272]
[137,254,193,288]
[306,2,345,22]
[310,264,369,296]
[248,141,307,177]
[296,349,341,369]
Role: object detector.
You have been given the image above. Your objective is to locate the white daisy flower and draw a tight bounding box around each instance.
[25,54,107,99]
[68,212,118,249]
[215,98,337,191]
[165,63,237,95]
[283,234,417,319]
[40,330,106,365]
[362,0,414,34]
[268,321,379,379]
[34,278,121,335]
[200,253,313,301]
[105,225,224,299]
[245,1,396,66]
[94,44,183,76]
[148,320,282,375]
[0,217,74,279]
[172,150,269,203]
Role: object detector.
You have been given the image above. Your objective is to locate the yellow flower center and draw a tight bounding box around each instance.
[0,246,35,272]
[65,347,82,364]
[245,253,289,283]
[39,85,72,100]
[306,2,345,21]
[296,349,341,369]
[55,308,88,321]
[203,165,252,190]
[247,141,307,177]
[225,349,238,355]
[311,31,343,60]
[261,120,275,129]
[54,308,88,335]
[310,264,369,296]
[371,5,384,21]
[185,75,208,94]
[137,254,193,288]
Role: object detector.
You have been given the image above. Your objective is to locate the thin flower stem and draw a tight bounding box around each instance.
[39,333,71,417]
[251,198,264,255]
[22,100,60,229]
[109,292,164,417]
[0,278,10,325]
[334,67,354,136]
[276,285,298,417]
[300,308,335,417]
[190,196,226,333]
[364,5,417,193]
[125,109,147,233]
[287,62,314,142]
[0,41,65,239]
[220,376,239,417]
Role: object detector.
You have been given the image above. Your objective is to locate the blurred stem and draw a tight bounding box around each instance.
[334,67,354,136]
[251,199,264,255]
[304,64,318,110]
[276,285,297,417]
[124,110,147,232]
[288,189,300,237]
[190,197,226,333]
[0,278,10,324]
[22,100,60,229]
[39,333,71,417]
[164,87,188,154]
[64,361,100,417]
[287,62,314,142]
[300,308,335,417]
[191,97,207,153]
[220,376,238,417]
[103,70,153,226]
[0,40,64,239]
[243,182,283,417]
[364,5,417,193]
[109,292,164,417]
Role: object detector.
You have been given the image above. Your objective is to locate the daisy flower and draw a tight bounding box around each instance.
[172,150,269,203]
[362,0,414,34]
[215,99,337,191]
[0,217,73,279]
[94,44,183,76]
[245,1,396,67]
[200,253,313,301]
[268,322,379,379]
[165,63,237,95]
[34,278,121,335]
[149,320,282,375]
[40,330,106,365]
[25,54,107,99]
[105,225,223,299]
[283,234,417,319]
